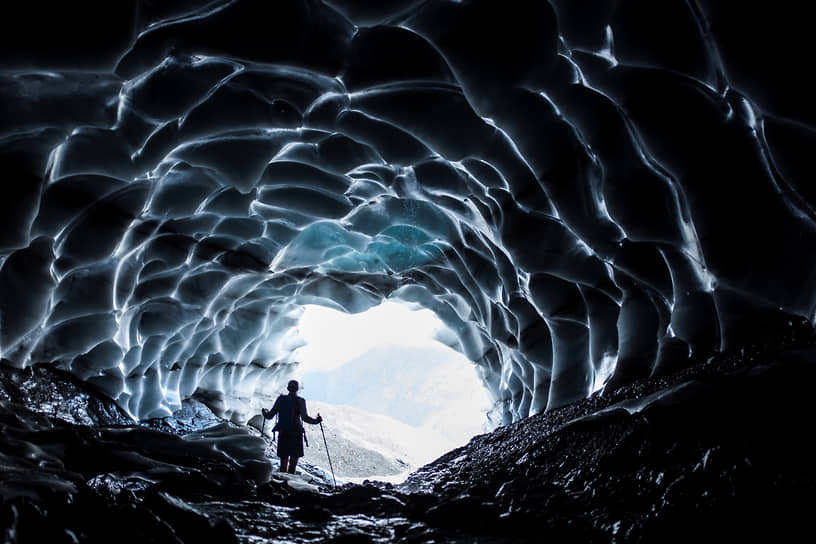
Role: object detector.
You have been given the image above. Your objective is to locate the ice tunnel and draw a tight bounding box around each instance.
[2,0,816,429]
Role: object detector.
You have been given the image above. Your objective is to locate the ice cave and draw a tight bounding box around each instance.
[1,1,815,542]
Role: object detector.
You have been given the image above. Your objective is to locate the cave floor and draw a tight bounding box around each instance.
[2,324,816,543]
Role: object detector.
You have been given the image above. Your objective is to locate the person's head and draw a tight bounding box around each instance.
[287,380,299,393]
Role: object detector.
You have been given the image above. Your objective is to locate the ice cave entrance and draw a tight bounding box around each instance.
[289,301,493,483]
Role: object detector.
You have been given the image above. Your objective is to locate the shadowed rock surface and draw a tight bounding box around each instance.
[2,320,813,542]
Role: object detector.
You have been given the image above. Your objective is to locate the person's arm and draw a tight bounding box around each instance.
[298,397,322,425]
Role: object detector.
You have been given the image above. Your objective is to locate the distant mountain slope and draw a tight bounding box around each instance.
[299,344,493,445]
[297,401,460,481]
[250,344,494,481]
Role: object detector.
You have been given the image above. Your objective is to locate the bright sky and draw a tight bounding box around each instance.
[293,301,446,371]
[282,300,494,482]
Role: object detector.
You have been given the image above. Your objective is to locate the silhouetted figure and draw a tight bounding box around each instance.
[262,379,322,474]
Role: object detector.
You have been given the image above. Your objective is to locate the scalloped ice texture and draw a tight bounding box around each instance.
[1,0,816,423]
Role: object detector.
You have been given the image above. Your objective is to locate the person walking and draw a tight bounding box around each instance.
[262,379,322,474]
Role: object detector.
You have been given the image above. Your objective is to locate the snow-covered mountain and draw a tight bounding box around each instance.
[251,344,494,482]
[300,344,494,442]
[299,401,458,483]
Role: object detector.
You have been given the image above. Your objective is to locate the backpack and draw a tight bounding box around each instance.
[272,394,302,433]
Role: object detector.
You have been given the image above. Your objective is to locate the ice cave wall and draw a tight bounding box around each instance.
[1,0,815,424]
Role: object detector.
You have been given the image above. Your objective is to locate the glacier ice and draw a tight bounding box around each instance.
[2,0,816,428]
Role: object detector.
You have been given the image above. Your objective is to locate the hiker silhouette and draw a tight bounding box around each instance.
[262,379,322,474]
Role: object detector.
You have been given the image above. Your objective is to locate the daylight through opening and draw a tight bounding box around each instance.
[281,301,494,483]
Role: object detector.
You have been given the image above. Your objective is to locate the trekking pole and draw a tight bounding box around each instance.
[318,415,336,489]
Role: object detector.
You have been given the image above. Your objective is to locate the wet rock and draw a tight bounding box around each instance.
[2,330,816,542]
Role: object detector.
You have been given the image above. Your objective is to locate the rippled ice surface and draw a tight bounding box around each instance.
[4,0,816,434]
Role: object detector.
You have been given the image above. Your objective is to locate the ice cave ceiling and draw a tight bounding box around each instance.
[1,0,815,424]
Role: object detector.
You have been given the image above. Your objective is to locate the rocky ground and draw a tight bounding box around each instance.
[2,318,815,543]
[247,400,420,482]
